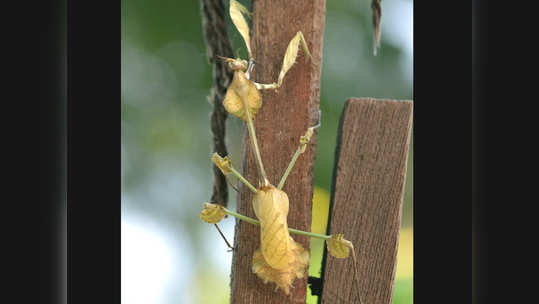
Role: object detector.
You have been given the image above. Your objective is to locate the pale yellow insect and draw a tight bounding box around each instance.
[200,1,361,300]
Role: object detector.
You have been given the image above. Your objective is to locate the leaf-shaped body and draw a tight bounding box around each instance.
[251,186,310,294]
[223,71,262,121]
[252,186,294,270]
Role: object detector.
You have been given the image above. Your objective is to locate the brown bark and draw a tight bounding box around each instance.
[229,0,326,303]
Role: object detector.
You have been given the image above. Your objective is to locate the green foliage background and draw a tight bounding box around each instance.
[121,0,413,303]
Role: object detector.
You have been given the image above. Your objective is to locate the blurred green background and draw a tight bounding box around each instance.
[121,1,413,303]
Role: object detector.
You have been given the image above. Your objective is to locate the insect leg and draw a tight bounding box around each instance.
[277,123,319,190]
[253,32,311,91]
[253,82,279,90]
[225,175,239,193]
[214,223,234,251]
[212,152,258,193]
[276,31,311,87]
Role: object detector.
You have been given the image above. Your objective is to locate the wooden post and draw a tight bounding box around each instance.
[320,98,413,304]
[230,0,326,303]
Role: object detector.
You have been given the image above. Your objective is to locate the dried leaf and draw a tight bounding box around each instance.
[212,152,232,175]
[200,202,226,224]
[223,70,262,121]
[371,0,382,55]
[326,234,354,259]
[230,0,252,58]
[277,31,311,86]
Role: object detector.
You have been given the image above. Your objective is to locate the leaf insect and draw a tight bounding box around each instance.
[200,1,363,301]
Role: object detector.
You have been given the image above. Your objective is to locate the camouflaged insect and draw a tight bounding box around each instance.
[199,0,359,296]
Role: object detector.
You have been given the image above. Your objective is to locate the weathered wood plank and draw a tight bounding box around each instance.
[230,0,326,303]
[320,98,413,304]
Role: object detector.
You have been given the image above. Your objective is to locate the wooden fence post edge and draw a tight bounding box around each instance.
[318,97,413,304]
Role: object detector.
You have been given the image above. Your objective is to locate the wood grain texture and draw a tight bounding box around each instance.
[320,98,413,304]
[229,0,326,303]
